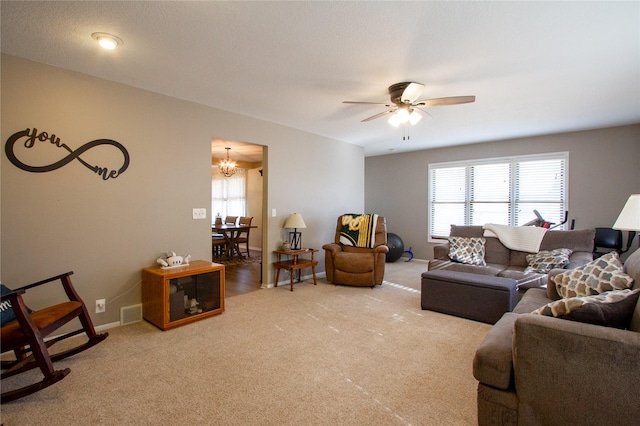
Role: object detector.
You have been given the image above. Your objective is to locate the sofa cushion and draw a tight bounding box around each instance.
[449,226,510,265]
[499,268,548,292]
[532,289,640,329]
[509,250,530,267]
[553,252,634,298]
[334,252,373,273]
[483,237,511,265]
[513,288,550,313]
[448,236,486,266]
[524,248,572,273]
[449,225,484,238]
[428,259,504,276]
[539,228,596,252]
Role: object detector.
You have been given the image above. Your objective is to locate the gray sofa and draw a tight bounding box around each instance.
[429,225,596,292]
[473,248,640,425]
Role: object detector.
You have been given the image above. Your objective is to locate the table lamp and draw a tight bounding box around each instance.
[613,194,640,248]
[284,213,306,250]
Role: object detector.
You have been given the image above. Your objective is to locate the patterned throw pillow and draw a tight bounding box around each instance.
[532,289,640,329]
[552,252,634,298]
[1,283,17,326]
[525,248,573,273]
[448,237,486,266]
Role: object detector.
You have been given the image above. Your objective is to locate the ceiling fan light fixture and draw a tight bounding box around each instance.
[409,110,422,126]
[92,32,123,50]
[345,81,475,131]
[219,147,237,177]
[396,108,410,123]
[388,113,401,128]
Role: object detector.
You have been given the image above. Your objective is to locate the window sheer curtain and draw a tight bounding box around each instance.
[212,167,247,221]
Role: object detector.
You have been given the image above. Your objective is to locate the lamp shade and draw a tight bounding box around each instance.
[283,213,306,229]
[613,194,640,231]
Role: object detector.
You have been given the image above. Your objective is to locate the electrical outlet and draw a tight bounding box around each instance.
[192,208,207,220]
[95,299,106,314]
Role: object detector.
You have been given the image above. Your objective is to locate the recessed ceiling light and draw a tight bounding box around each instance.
[91,32,123,50]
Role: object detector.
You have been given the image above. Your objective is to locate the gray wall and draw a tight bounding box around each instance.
[1,55,364,326]
[365,124,640,260]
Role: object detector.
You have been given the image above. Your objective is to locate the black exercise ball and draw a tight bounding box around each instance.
[386,233,404,262]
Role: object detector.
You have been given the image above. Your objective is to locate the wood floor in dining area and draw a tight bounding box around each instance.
[222,250,263,298]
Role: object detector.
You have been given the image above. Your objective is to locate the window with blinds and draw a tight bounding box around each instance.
[428,152,568,239]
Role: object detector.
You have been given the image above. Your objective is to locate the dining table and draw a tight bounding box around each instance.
[212,223,257,260]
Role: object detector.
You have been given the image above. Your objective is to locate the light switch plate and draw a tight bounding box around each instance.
[192,208,207,220]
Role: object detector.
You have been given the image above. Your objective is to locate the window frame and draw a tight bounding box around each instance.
[427,152,568,241]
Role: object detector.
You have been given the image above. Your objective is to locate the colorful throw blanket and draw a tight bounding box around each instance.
[339,214,379,248]
[482,223,548,253]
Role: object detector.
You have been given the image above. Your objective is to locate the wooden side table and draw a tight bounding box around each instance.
[273,248,318,291]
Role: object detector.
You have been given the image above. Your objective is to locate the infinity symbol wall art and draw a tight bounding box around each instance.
[5,128,130,181]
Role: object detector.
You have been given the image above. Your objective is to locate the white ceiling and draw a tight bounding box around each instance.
[211,139,263,164]
[1,1,638,158]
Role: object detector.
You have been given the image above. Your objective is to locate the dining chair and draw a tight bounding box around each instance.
[211,234,228,259]
[224,216,238,225]
[235,216,253,257]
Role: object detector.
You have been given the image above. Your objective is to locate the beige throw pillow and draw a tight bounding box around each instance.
[552,252,634,298]
[448,237,486,266]
[525,248,572,273]
[532,289,640,329]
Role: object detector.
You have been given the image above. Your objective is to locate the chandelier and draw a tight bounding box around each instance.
[219,147,237,177]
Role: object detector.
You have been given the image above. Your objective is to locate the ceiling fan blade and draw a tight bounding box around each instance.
[401,83,425,104]
[361,109,395,122]
[414,107,433,119]
[415,95,476,107]
[343,101,393,106]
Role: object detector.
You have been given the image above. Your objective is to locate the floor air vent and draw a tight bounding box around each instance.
[120,304,143,325]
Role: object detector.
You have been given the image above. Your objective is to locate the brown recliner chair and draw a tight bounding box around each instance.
[323,214,388,287]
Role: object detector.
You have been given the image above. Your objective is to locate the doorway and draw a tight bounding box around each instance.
[211,139,266,297]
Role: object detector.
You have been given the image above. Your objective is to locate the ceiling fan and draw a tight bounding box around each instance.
[343,82,475,127]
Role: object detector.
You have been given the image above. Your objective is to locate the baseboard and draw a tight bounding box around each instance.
[95,321,121,332]
[267,271,325,289]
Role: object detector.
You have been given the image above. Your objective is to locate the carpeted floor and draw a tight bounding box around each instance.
[0,260,491,425]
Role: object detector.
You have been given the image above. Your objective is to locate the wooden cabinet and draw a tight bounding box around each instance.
[141,260,225,330]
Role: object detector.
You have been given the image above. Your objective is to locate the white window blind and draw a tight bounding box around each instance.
[428,152,567,238]
[211,167,247,221]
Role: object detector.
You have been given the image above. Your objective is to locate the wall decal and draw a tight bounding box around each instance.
[5,127,130,180]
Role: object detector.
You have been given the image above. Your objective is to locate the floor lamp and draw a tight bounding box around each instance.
[613,194,640,250]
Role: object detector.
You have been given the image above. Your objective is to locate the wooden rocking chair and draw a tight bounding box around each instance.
[1,271,108,403]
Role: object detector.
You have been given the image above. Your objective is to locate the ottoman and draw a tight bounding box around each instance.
[421,270,519,324]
